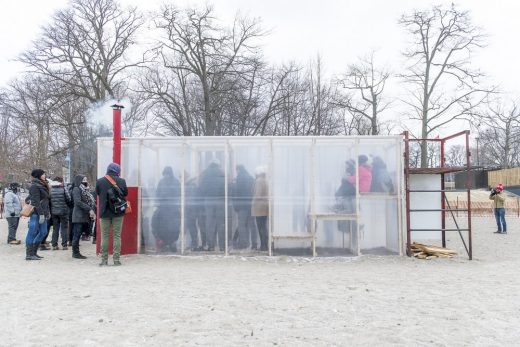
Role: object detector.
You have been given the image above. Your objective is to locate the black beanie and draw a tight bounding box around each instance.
[31,169,45,179]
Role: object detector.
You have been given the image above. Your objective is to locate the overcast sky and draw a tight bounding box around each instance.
[1,0,519,136]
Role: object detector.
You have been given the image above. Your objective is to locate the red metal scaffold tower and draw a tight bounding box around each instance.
[403,130,473,260]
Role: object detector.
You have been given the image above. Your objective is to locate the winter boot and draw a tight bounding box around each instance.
[25,244,40,261]
[72,245,87,259]
[33,244,44,259]
[40,243,50,251]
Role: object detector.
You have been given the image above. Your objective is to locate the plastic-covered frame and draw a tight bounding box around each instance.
[97,136,404,257]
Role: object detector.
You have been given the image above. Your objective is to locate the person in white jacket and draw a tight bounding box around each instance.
[4,183,22,244]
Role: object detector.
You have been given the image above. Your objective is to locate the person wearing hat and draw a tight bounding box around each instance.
[4,183,22,244]
[26,169,51,260]
[95,163,128,266]
[489,183,507,234]
[345,155,373,193]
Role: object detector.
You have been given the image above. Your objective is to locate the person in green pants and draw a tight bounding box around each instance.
[95,163,128,266]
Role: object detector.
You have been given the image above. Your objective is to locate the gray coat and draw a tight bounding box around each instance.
[4,190,22,217]
[72,175,95,223]
[72,186,94,224]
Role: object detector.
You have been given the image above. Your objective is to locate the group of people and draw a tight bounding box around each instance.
[148,155,394,253]
[334,155,394,232]
[149,161,270,253]
[5,170,96,260]
[2,163,128,266]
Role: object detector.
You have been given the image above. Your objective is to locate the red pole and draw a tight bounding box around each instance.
[440,139,446,248]
[465,130,472,260]
[111,104,124,165]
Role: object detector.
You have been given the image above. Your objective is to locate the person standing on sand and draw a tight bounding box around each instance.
[251,166,269,252]
[26,169,51,261]
[4,183,22,244]
[489,183,507,234]
[71,175,95,259]
[96,163,128,266]
[50,176,72,250]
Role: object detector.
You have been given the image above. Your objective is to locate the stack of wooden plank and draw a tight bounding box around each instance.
[411,242,457,259]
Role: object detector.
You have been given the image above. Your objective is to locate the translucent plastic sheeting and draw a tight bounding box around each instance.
[226,140,270,254]
[96,136,403,256]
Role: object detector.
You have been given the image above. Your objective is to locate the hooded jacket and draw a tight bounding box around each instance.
[231,166,254,211]
[72,175,94,223]
[251,174,269,217]
[4,189,22,217]
[199,163,225,199]
[29,178,51,217]
[156,167,181,209]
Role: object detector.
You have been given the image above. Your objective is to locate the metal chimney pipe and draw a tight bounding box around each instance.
[111,103,124,165]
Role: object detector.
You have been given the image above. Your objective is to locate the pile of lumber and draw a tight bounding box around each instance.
[411,242,457,259]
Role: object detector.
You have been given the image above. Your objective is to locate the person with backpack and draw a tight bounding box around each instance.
[96,163,128,266]
[50,176,72,250]
[71,175,95,259]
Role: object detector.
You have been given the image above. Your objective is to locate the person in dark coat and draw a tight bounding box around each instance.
[370,156,394,193]
[232,165,255,249]
[71,174,95,259]
[185,174,204,251]
[50,176,72,250]
[152,166,181,253]
[95,163,128,266]
[199,160,226,252]
[66,182,74,246]
[25,169,51,261]
[335,160,357,233]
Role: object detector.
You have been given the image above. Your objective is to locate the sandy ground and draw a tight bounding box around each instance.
[0,216,519,347]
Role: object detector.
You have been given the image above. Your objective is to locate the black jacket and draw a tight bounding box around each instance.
[231,168,254,211]
[199,163,225,198]
[95,174,128,218]
[156,173,181,209]
[50,185,71,216]
[29,179,51,217]
[370,158,394,193]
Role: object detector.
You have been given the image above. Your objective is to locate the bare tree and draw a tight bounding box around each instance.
[154,4,264,135]
[336,52,391,135]
[477,101,520,168]
[445,144,466,167]
[399,4,492,167]
[19,0,143,102]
